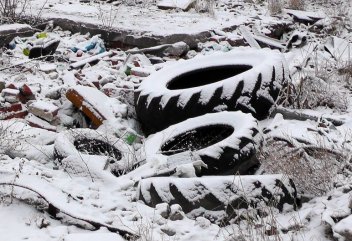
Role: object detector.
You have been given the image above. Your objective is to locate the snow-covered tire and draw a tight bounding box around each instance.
[54,129,134,176]
[135,48,288,134]
[145,111,262,175]
[137,175,298,224]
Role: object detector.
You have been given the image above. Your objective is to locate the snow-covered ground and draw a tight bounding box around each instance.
[1,0,352,240]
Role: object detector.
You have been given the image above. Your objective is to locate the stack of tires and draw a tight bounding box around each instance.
[135,47,288,175]
[134,47,298,223]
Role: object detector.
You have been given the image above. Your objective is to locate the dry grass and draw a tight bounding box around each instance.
[195,0,215,15]
[268,0,283,15]
[0,0,28,23]
[258,138,344,196]
[287,0,305,10]
[278,75,348,112]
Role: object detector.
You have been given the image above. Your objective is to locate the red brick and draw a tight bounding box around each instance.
[0,103,22,113]
[66,88,105,127]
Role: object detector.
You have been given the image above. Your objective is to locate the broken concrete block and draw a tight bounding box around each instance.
[209,35,227,43]
[129,54,152,68]
[239,25,261,49]
[39,63,57,73]
[26,113,57,132]
[185,50,197,59]
[45,87,65,100]
[157,0,196,11]
[70,51,113,69]
[285,9,326,25]
[0,24,34,47]
[28,101,59,122]
[164,42,190,57]
[130,67,154,77]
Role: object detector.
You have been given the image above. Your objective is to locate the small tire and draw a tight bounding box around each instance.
[54,129,134,176]
[135,47,288,135]
[144,111,262,176]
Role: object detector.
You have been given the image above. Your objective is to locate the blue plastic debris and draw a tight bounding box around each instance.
[71,35,106,54]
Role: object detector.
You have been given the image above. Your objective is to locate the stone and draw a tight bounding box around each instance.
[164,42,189,57]
[169,204,184,221]
[0,81,5,92]
[334,215,352,241]
[49,72,59,80]
[195,217,211,229]
[155,203,171,219]
[160,226,176,236]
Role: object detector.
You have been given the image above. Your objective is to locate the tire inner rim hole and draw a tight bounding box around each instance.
[160,125,234,156]
[74,138,122,161]
[167,65,252,90]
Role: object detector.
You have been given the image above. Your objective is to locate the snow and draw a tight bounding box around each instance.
[0,23,31,32]
[325,36,352,63]
[30,101,59,113]
[65,232,125,241]
[26,113,57,132]
[285,9,326,21]
[39,63,57,73]
[28,0,251,35]
[334,215,352,240]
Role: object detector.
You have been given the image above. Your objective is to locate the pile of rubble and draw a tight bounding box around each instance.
[1,6,352,239]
